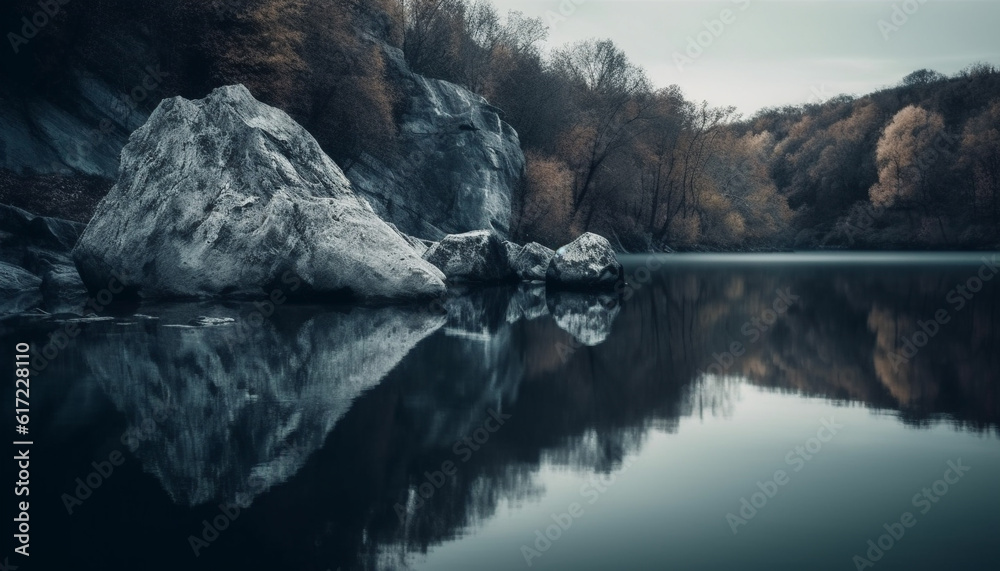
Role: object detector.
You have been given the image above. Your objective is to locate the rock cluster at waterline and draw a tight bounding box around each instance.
[4,85,625,313]
[422,230,623,291]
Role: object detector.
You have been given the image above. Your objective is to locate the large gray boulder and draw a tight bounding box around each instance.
[546,233,623,289]
[72,85,446,301]
[345,47,524,240]
[423,230,514,283]
[511,242,555,282]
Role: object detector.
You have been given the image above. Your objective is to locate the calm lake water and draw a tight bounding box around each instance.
[4,253,999,571]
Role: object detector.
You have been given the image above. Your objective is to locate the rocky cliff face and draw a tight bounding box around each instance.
[344,47,523,240]
[0,71,151,179]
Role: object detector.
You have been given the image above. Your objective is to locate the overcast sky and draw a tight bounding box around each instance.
[488,0,1000,116]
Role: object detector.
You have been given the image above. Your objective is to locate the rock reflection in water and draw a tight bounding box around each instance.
[80,302,446,508]
[546,289,621,346]
[507,284,548,323]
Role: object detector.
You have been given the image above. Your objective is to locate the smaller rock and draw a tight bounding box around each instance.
[504,241,521,264]
[546,233,623,289]
[423,230,515,283]
[0,292,43,316]
[41,264,89,314]
[512,242,555,282]
[0,261,41,294]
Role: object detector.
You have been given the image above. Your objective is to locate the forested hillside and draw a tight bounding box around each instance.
[744,68,1000,249]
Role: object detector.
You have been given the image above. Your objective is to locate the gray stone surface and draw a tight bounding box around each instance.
[0,204,88,315]
[73,85,446,301]
[27,215,85,252]
[387,223,431,257]
[0,261,41,294]
[423,230,515,283]
[511,242,555,282]
[40,264,88,314]
[0,71,145,178]
[504,241,520,264]
[344,47,524,240]
[547,233,623,289]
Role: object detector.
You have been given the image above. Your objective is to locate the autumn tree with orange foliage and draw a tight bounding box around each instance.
[867,105,951,241]
[869,106,945,210]
[517,152,575,246]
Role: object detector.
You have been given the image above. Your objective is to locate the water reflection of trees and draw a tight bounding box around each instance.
[296,262,998,569]
[46,261,999,570]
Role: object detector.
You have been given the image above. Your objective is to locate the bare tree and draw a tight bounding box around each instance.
[960,100,1000,226]
[550,39,653,223]
[398,0,465,81]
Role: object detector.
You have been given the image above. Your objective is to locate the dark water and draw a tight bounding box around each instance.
[4,253,999,571]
